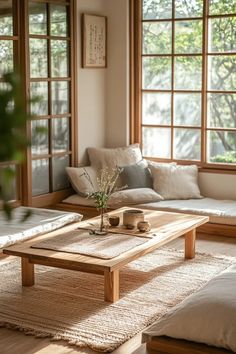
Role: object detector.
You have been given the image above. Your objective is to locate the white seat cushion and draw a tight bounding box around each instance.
[63,188,163,208]
[0,207,82,249]
[142,263,236,352]
[136,198,236,225]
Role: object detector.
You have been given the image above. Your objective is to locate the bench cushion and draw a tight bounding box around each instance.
[137,198,236,225]
[66,166,98,197]
[0,207,82,249]
[149,163,202,200]
[87,144,142,170]
[63,188,163,208]
[142,263,236,352]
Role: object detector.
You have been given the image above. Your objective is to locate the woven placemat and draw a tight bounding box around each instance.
[31,229,149,259]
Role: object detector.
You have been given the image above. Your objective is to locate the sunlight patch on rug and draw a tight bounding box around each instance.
[0,248,234,352]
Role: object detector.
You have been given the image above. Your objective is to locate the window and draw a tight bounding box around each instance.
[0,0,19,202]
[0,0,77,206]
[131,0,236,169]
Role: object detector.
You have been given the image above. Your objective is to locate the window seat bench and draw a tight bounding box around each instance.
[56,194,236,238]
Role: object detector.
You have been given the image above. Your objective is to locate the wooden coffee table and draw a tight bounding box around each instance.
[3,207,209,303]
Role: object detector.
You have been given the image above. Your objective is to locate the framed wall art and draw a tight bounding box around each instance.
[82,14,107,68]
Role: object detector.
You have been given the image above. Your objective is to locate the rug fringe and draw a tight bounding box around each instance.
[0,321,116,352]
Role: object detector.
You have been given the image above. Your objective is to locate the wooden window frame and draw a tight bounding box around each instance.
[0,0,78,208]
[130,0,236,174]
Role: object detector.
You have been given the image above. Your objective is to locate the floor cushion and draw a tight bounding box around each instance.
[0,207,82,249]
[142,263,236,352]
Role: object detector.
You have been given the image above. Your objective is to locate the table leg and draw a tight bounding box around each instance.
[104,270,119,302]
[21,257,35,286]
[185,229,196,259]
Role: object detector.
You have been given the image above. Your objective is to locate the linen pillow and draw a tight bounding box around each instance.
[108,188,163,208]
[142,263,236,353]
[149,164,202,200]
[120,160,153,189]
[66,166,98,197]
[87,144,142,169]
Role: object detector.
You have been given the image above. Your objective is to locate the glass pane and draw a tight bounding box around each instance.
[0,82,11,91]
[174,128,201,160]
[30,82,48,116]
[51,40,68,77]
[142,0,172,20]
[29,2,47,35]
[31,119,49,156]
[209,17,236,53]
[51,81,69,114]
[175,20,202,54]
[52,117,70,153]
[30,39,48,78]
[142,127,171,158]
[0,0,13,35]
[208,131,236,164]
[52,155,70,191]
[32,159,49,196]
[50,5,67,37]
[0,40,13,78]
[174,56,202,90]
[142,92,171,125]
[143,22,172,55]
[208,56,236,91]
[174,93,201,126]
[143,57,172,89]
[175,0,203,18]
[209,0,236,15]
[0,164,17,200]
[207,93,236,128]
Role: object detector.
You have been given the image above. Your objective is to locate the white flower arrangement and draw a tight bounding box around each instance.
[82,167,124,233]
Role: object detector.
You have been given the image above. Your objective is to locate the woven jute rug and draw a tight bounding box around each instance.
[0,248,234,352]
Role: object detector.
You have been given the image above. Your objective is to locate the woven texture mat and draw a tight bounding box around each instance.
[31,229,149,259]
[0,248,234,352]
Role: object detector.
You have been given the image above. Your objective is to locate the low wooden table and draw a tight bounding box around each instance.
[3,207,209,303]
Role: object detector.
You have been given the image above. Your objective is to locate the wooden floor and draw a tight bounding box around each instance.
[0,233,236,354]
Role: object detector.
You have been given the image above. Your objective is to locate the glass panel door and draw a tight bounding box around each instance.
[29,1,72,196]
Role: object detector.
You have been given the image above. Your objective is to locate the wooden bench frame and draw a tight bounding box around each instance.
[55,202,236,238]
[146,336,235,354]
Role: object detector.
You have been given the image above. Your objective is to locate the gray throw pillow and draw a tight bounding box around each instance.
[120,160,153,189]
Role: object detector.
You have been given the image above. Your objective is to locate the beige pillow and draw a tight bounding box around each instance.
[87,144,142,169]
[66,166,98,197]
[108,188,163,208]
[149,164,202,200]
[147,160,176,168]
[142,263,236,352]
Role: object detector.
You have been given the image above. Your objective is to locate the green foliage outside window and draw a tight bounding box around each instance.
[141,0,236,164]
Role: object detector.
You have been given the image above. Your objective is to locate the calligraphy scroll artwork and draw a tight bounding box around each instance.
[82,14,107,68]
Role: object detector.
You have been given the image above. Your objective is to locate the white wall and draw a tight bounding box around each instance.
[105,0,130,147]
[199,172,236,200]
[77,0,107,165]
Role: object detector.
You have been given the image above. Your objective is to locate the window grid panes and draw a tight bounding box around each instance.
[29,1,71,195]
[140,0,236,166]
[0,0,19,201]
[0,0,75,205]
